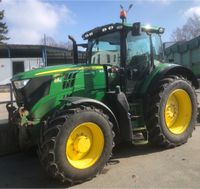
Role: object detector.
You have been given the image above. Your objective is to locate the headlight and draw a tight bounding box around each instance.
[13,79,30,89]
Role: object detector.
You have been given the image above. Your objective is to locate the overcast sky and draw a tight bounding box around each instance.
[1,0,200,44]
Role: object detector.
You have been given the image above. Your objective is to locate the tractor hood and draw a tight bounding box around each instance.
[11,64,95,81]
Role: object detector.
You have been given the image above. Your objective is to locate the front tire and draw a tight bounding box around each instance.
[145,76,198,148]
[38,106,114,184]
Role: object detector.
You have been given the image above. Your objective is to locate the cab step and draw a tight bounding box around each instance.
[132,127,148,145]
[130,115,141,120]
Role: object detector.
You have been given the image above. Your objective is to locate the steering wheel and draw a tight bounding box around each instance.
[105,64,120,90]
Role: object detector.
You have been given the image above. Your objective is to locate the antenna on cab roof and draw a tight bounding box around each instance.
[120,4,133,24]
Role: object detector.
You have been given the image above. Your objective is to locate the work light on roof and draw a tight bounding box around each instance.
[144,24,151,30]
[102,28,107,32]
[89,32,93,36]
[158,27,165,34]
[85,33,89,38]
[116,25,123,30]
[108,25,114,30]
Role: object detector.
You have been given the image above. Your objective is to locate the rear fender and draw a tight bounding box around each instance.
[143,64,198,96]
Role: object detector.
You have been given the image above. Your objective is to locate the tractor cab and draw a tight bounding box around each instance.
[82,22,165,96]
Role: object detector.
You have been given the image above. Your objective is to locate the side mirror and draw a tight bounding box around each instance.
[132,22,141,36]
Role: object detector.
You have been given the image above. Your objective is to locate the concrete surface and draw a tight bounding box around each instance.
[0,91,200,188]
[0,127,199,188]
[0,121,19,156]
[73,128,200,188]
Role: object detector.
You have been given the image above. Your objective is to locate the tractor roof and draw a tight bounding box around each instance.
[82,22,164,40]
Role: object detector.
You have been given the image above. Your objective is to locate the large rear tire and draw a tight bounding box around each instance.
[145,76,198,148]
[38,106,114,184]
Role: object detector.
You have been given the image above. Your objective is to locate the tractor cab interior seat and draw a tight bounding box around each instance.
[126,54,150,100]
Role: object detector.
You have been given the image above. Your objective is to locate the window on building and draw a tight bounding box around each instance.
[12,61,24,75]
[113,54,116,62]
[97,54,100,64]
[107,54,110,63]
[93,57,96,64]
[89,32,120,66]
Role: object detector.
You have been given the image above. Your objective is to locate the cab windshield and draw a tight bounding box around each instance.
[127,31,163,65]
[87,30,163,66]
[88,32,121,66]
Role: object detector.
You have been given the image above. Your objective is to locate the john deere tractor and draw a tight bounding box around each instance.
[7,21,198,183]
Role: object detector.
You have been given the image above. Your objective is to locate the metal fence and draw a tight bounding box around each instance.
[0,84,15,105]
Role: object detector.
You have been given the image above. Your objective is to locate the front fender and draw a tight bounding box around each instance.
[61,97,120,134]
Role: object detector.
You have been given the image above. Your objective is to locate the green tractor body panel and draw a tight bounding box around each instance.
[139,62,174,95]
[12,64,106,127]
[11,61,168,125]
[139,62,198,95]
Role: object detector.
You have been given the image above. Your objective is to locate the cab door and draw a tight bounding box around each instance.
[125,31,151,96]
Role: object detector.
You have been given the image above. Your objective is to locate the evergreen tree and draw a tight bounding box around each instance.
[0,10,9,44]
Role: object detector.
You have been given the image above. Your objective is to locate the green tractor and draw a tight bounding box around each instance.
[7,20,198,183]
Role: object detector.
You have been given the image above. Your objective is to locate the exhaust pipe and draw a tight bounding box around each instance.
[68,35,78,64]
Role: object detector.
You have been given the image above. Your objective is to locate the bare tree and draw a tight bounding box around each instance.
[40,35,73,50]
[40,35,58,47]
[171,14,200,41]
[66,40,73,50]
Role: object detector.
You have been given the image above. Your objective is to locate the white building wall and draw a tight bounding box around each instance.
[92,51,120,65]
[0,58,12,84]
[0,57,44,85]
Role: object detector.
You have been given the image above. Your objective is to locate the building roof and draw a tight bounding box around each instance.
[0,44,69,58]
[0,44,87,66]
[0,44,68,51]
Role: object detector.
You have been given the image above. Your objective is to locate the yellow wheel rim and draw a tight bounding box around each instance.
[66,122,104,169]
[164,89,192,135]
